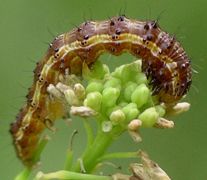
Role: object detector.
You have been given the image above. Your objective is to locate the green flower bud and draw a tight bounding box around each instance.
[122,103,140,121]
[113,60,142,83]
[102,87,120,107]
[123,102,137,109]
[155,105,166,117]
[124,82,137,102]
[138,107,159,127]
[104,77,122,90]
[84,92,102,111]
[110,109,126,125]
[111,64,125,79]
[135,73,147,85]
[121,66,136,83]
[134,60,142,72]
[103,64,110,76]
[106,106,120,117]
[86,81,104,94]
[131,84,150,108]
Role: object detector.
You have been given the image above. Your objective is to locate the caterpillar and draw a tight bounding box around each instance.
[10,15,192,166]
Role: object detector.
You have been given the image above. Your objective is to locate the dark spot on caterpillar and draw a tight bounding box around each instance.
[44,80,48,85]
[54,53,59,59]
[143,38,146,43]
[159,50,163,54]
[115,29,121,35]
[9,122,17,134]
[110,20,115,26]
[144,24,150,30]
[173,72,178,77]
[118,15,125,21]
[54,48,59,53]
[146,34,153,41]
[30,102,36,108]
[110,47,116,53]
[81,41,87,46]
[84,21,90,26]
[84,35,89,40]
[23,125,34,135]
[112,34,118,40]
[38,76,44,83]
[151,21,158,29]
[167,45,171,49]
[77,27,82,32]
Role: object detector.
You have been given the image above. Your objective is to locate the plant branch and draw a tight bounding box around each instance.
[35,170,112,180]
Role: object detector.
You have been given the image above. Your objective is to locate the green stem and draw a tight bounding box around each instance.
[97,151,139,162]
[35,170,112,180]
[72,130,112,172]
[84,119,94,147]
[64,130,78,170]
[72,123,124,173]
[64,149,74,170]
[32,135,50,164]
[15,167,31,180]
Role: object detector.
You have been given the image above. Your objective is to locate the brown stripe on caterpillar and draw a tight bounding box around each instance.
[10,15,192,166]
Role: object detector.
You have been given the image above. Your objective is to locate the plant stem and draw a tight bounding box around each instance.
[84,119,94,147]
[64,130,78,170]
[97,151,139,162]
[64,148,74,170]
[15,167,31,180]
[32,135,49,164]
[72,123,124,173]
[35,170,112,180]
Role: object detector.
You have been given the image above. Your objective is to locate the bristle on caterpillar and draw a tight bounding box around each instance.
[10,15,192,166]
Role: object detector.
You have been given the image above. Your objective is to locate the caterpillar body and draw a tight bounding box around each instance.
[10,16,192,166]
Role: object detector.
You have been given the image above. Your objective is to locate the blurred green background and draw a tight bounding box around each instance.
[0,0,206,179]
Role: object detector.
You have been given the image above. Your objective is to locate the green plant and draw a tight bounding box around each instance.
[15,59,190,180]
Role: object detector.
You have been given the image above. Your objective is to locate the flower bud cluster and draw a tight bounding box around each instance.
[48,59,190,133]
[82,60,166,130]
[41,59,191,180]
